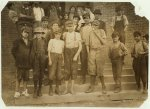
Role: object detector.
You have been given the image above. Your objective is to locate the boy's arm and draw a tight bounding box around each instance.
[121,43,128,56]
[74,41,82,59]
[48,40,52,66]
[11,40,18,60]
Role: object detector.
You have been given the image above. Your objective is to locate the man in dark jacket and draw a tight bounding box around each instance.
[12,26,32,98]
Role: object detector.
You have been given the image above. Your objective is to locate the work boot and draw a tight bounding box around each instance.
[80,76,86,84]
[85,86,94,93]
[49,85,53,96]
[102,86,107,94]
[33,88,38,98]
[55,86,61,95]
[37,88,42,97]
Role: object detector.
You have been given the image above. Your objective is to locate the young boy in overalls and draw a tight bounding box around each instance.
[85,20,107,94]
[131,31,148,94]
[111,6,129,44]
[31,27,47,98]
[63,20,82,94]
[12,26,31,98]
[109,32,128,93]
[48,29,64,96]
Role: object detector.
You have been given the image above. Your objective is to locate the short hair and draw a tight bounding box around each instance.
[133,31,141,37]
[111,31,120,38]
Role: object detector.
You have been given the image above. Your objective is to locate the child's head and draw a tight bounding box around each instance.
[63,12,69,20]
[85,6,92,13]
[143,34,149,43]
[33,27,44,38]
[65,20,74,32]
[7,2,15,10]
[93,9,102,19]
[21,26,30,38]
[73,15,80,24]
[133,31,141,42]
[115,6,123,15]
[54,28,62,39]
[41,16,49,28]
[69,6,76,13]
[92,20,100,30]
[51,21,59,31]
[111,32,120,42]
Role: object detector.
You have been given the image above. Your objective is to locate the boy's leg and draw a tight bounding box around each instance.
[133,58,141,91]
[80,43,88,84]
[140,57,148,94]
[112,61,118,91]
[85,75,96,93]
[63,80,69,94]
[49,80,53,96]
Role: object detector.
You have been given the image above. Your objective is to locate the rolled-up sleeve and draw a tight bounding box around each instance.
[123,15,129,26]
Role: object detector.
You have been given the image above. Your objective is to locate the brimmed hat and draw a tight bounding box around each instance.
[92,20,100,26]
[93,9,102,15]
[41,16,48,21]
[21,26,30,33]
[65,20,74,27]
[33,27,44,33]
[115,6,123,12]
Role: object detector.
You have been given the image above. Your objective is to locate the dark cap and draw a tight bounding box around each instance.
[112,32,120,38]
[115,6,123,12]
[92,20,100,26]
[41,16,48,21]
[93,9,102,15]
[21,26,30,33]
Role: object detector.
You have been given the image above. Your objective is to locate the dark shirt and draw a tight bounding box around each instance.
[11,38,32,69]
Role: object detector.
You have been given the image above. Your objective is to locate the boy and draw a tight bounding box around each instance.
[48,29,64,96]
[85,20,107,94]
[80,18,93,84]
[63,20,82,94]
[109,32,128,93]
[111,6,129,44]
[30,27,47,98]
[131,31,148,94]
[12,26,31,98]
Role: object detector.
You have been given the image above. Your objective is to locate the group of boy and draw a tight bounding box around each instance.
[11,6,148,99]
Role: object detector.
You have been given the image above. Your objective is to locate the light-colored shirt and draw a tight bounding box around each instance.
[86,29,106,49]
[48,39,64,54]
[80,25,93,43]
[131,41,148,58]
[33,7,45,21]
[111,15,129,27]
[63,32,81,48]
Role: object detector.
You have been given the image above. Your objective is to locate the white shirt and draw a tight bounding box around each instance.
[63,32,81,48]
[48,39,64,54]
[33,7,45,21]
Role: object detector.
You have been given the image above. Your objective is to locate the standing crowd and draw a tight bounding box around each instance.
[7,2,148,98]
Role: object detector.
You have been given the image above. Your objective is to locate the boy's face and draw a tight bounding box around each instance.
[54,33,61,39]
[34,32,43,38]
[92,24,99,30]
[21,30,29,38]
[64,14,68,19]
[73,17,79,24]
[134,35,141,42]
[116,11,122,15]
[67,25,74,32]
[112,36,119,42]
[52,23,59,31]
[42,21,48,28]
[94,14,101,19]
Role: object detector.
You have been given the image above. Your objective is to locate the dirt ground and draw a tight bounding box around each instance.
[1,71,148,107]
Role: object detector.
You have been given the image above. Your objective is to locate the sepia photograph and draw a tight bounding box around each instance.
[1,0,149,107]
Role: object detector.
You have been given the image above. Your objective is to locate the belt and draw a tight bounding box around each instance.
[90,48,102,51]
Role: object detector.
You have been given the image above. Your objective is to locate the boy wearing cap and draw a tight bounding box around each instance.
[93,9,107,34]
[30,27,47,98]
[79,17,92,84]
[48,29,64,96]
[111,6,129,44]
[108,32,128,93]
[85,20,107,94]
[131,31,148,94]
[12,27,32,98]
[63,20,82,94]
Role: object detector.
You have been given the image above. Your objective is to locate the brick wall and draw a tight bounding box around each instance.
[1,2,149,73]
